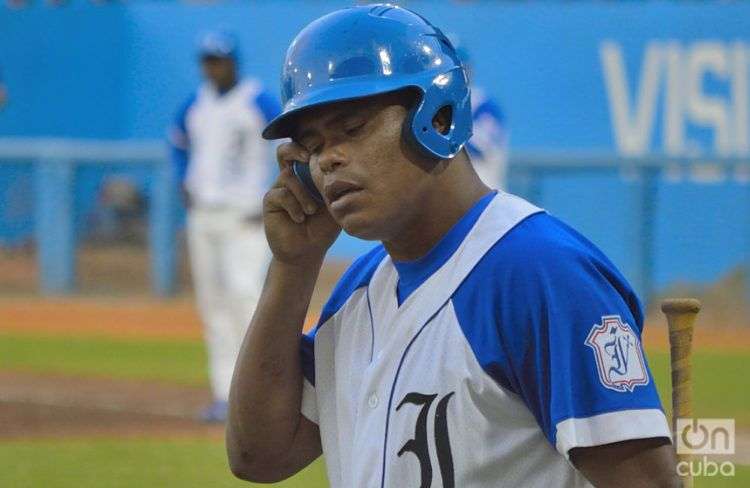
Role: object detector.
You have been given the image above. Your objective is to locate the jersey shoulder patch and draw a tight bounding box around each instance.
[585,315,649,393]
[451,210,644,398]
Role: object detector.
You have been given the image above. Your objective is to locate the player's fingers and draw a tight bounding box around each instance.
[278,167,319,215]
[276,141,309,172]
[264,187,307,224]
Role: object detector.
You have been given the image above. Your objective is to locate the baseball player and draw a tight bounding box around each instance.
[227,5,678,487]
[168,31,280,422]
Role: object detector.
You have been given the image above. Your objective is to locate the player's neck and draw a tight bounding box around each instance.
[383,163,490,262]
[215,76,238,95]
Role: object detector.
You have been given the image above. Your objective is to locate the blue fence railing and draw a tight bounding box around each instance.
[1,139,748,303]
[0,138,176,296]
[508,152,750,305]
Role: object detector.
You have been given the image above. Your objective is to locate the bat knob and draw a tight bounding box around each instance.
[660,298,701,315]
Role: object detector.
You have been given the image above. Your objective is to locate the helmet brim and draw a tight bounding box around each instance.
[262,77,428,140]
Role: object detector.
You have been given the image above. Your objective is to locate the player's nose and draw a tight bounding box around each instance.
[317,144,348,174]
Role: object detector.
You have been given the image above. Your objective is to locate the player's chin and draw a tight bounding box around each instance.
[333,209,385,241]
[328,194,378,238]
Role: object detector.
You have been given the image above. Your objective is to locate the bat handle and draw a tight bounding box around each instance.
[661,298,700,488]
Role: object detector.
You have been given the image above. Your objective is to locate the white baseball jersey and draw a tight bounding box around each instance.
[169,79,278,214]
[300,191,670,487]
[168,80,280,403]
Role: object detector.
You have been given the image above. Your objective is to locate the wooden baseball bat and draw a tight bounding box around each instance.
[661,298,700,488]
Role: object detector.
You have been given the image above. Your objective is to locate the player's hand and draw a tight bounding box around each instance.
[263,141,341,266]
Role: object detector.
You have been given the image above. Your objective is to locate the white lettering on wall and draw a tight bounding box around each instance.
[601,41,663,156]
[600,40,750,156]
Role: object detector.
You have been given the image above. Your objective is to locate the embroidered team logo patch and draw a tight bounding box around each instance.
[585,315,649,393]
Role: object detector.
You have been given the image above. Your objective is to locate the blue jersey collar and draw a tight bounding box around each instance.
[393,191,497,305]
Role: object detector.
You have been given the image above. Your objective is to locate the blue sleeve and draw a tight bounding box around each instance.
[170,146,189,185]
[253,88,281,124]
[167,93,196,184]
[452,214,667,453]
[501,234,662,442]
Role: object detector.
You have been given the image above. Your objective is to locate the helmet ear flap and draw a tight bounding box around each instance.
[401,102,455,160]
[433,105,454,136]
[407,68,472,160]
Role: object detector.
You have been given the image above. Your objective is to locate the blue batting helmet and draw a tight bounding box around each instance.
[262,4,472,160]
[447,33,471,67]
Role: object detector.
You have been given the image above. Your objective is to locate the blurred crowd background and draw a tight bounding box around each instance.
[0,1,748,487]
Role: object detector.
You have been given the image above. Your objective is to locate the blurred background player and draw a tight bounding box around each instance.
[168,31,280,423]
[456,42,507,190]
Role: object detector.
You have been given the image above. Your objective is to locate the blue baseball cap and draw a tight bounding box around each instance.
[198,31,239,60]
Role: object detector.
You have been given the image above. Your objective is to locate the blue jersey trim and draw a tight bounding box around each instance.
[174,92,197,137]
[170,144,190,185]
[450,212,660,446]
[318,244,387,327]
[449,211,542,394]
[366,287,375,362]
[301,245,387,386]
[392,191,496,305]
[169,92,197,184]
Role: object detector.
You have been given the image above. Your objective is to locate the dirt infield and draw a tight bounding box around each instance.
[3,369,749,463]
[0,297,323,340]
[2,296,749,352]
[1,295,748,444]
[0,257,348,442]
[0,371,222,440]
[1,252,748,449]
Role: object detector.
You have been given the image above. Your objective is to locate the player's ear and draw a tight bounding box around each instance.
[431,105,453,135]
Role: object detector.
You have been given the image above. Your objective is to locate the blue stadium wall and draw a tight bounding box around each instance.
[0,0,749,293]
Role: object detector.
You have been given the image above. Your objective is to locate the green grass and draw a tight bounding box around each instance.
[647,350,750,426]
[0,332,747,487]
[1,331,747,425]
[0,331,208,385]
[0,438,745,487]
[0,439,328,488]
[694,465,750,487]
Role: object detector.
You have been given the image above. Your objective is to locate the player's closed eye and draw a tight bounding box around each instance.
[344,121,366,137]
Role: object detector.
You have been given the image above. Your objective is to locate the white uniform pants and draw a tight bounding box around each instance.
[187,207,270,402]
